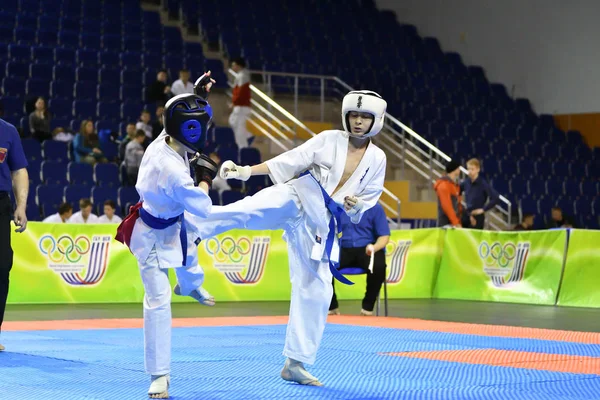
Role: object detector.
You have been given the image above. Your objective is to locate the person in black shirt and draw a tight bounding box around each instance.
[146,70,172,104]
[460,158,499,229]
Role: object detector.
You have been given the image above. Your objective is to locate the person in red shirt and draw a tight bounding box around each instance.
[434,160,462,227]
[229,57,254,149]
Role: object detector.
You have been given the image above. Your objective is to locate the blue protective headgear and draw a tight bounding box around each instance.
[163,93,213,153]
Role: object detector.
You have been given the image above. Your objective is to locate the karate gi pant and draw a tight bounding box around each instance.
[228,105,253,150]
[139,238,206,376]
[198,184,333,365]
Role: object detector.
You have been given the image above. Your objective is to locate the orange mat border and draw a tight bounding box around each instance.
[382,349,600,375]
[3,315,600,344]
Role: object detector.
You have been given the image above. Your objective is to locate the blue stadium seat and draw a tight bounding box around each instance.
[93,163,120,187]
[58,30,79,48]
[481,159,498,176]
[8,43,30,61]
[2,77,25,96]
[102,141,118,161]
[5,61,28,79]
[77,67,98,83]
[534,161,552,179]
[49,81,73,99]
[519,198,537,215]
[53,65,75,82]
[517,159,536,178]
[240,148,261,166]
[121,85,142,102]
[40,161,68,185]
[509,178,527,196]
[545,179,564,196]
[491,178,509,196]
[26,79,50,98]
[98,84,119,100]
[121,102,140,120]
[14,28,36,44]
[67,162,94,185]
[593,198,600,216]
[37,29,58,46]
[222,190,244,205]
[36,184,63,207]
[208,189,220,205]
[64,185,93,211]
[551,161,570,178]
[97,102,121,121]
[563,180,581,197]
[54,48,76,66]
[217,146,239,166]
[581,181,598,197]
[22,138,42,161]
[91,186,119,212]
[99,51,120,67]
[99,68,120,84]
[214,127,236,147]
[73,100,97,119]
[81,33,101,50]
[499,159,517,177]
[26,206,40,222]
[77,49,99,66]
[575,197,593,216]
[117,187,139,212]
[42,141,69,163]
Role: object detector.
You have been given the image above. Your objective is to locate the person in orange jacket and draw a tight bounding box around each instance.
[434,160,462,227]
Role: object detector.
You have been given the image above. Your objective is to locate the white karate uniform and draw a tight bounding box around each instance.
[131,131,212,376]
[229,69,253,150]
[42,213,66,223]
[98,214,123,224]
[196,130,386,364]
[67,211,99,223]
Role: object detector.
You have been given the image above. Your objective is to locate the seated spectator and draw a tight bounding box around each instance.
[329,203,390,316]
[98,200,123,224]
[514,213,535,231]
[434,160,462,227]
[125,130,146,185]
[42,202,73,223]
[171,69,194,95]
[209,152,231,194]
[146,69,172,104]
[547,207,575,229]
[73,120,106,165]
[68,198,99,223]
[52,127,74,143]
[28,97,52,142]
[119,123,136,161]
[135,109,153,140]
[152,105,165,139]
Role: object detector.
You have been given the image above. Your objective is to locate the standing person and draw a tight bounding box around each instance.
[328,202,390,316]
[146,69,172,104]
[170,69,194,96]
[98,200,122,224]
[125,130,146,185]
[0,118,29,352]
[195,90,387,386]
[228,57,254,149]
[115,73,219,399]
[460,158,499,229]
[42,202,73,223]
[28,97,52,142]
[434,160,462,227]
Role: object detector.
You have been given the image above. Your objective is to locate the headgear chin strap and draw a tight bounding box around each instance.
[164,93,213,153]
[341,90,387,138]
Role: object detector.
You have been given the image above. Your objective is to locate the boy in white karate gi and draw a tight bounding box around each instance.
[116,74,220,398]
[196,90,387,386]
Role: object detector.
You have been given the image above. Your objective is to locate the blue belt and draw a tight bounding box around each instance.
[299,171,354,285]
[139,207,187,266]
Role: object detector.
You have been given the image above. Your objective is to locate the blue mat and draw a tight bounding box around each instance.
[1,324,600,399]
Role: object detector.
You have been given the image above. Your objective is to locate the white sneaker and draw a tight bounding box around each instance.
[174,284,215,306]
[328,308,340,315]
[0,343,5,351]
[280,358,323,386]
[360,309,373,316]
[148,374,170,399]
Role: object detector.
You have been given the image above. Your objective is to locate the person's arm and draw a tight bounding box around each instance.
[11,168,28,232]
[436,183,461,226]
[369,235,390,254]
[73,134,94,156]
[345,156,387,224]
[28,113,36,134]
[482,180,500,212]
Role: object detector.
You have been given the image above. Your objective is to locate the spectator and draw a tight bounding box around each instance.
[28,97,52,142]
[119,123,136,161]
[42,202,73,223]
[170,69,194,96]
[208,152,231,194]
[460,158,499,229]
[68,198,99,223]
[329,203,390,316]
[152,105,165,139]
[73,120,106,165]
[98,200,122,224]
[434,160,462,227]
[547,207,575,228]
[51,127,74,143]
[514,213,535,231]
[136,109,153,140]
[125,130,146,185]
[146,69,172,104]
[229,57,254,149]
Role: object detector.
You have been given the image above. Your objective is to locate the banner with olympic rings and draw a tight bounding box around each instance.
[433,229,568,305]
[557,229,600,308]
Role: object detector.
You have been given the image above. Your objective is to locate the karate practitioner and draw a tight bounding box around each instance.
[195,90,387,386]
[116,73,219,399]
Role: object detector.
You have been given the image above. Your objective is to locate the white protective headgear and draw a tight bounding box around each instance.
[341,90,387,138]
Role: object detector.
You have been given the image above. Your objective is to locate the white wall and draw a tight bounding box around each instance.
[375,0,600,114]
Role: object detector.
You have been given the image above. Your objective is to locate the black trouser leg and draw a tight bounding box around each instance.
[329,279,338,310]
[329,247,359,311]
[462,213,485,229]
[362,250,386,312]
[0,195,14,333]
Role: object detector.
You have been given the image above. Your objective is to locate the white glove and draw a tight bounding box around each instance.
[220,160,251,181]
[344,195,364,217]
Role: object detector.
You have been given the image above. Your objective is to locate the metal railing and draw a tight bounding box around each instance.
[247,69,512,230]
[226,69,402,227]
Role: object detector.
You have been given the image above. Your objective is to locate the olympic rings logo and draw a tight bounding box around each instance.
[39,235,91,264]
[478,241,517,268]
[205,237,252,263]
